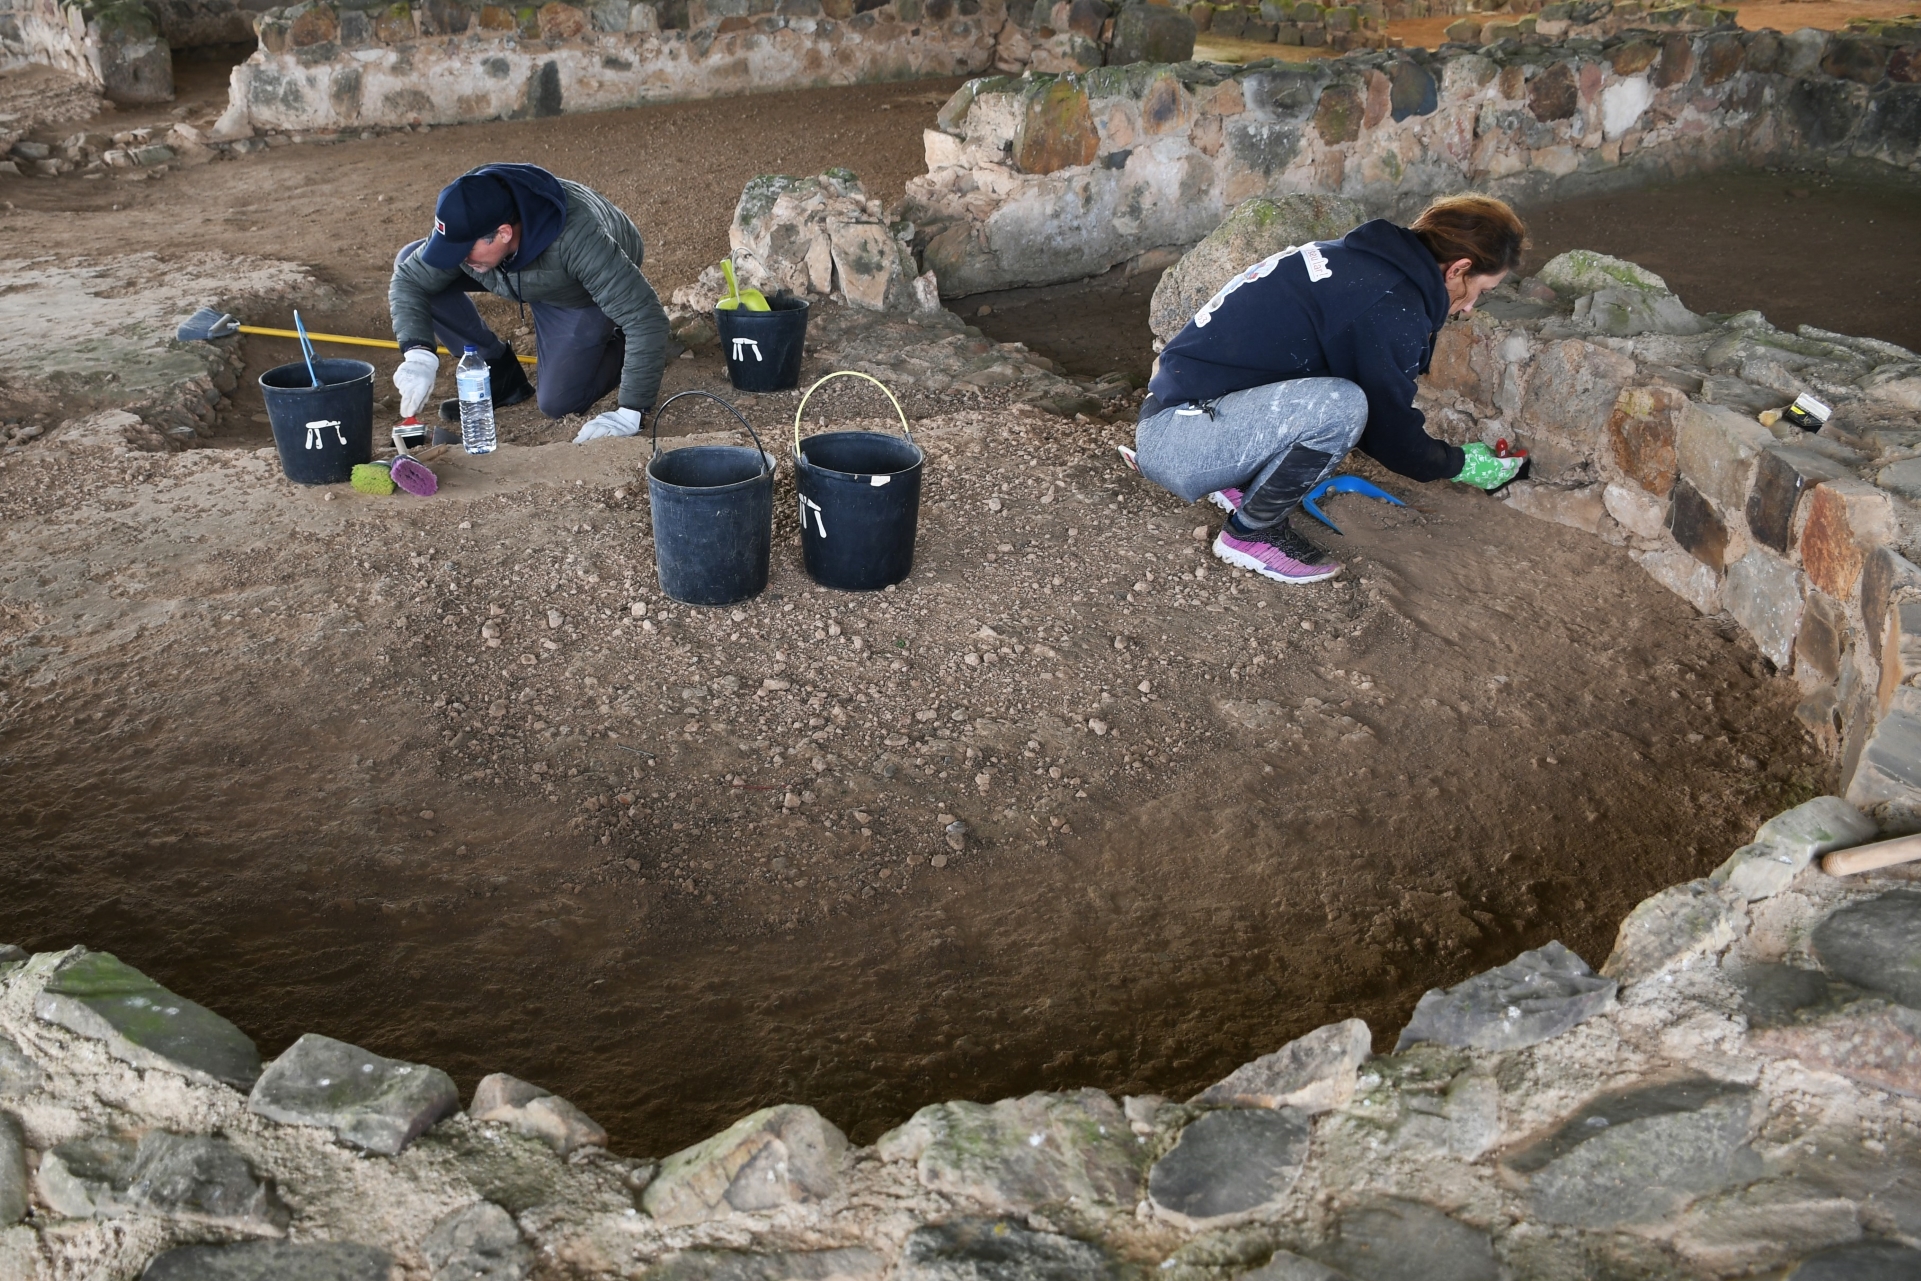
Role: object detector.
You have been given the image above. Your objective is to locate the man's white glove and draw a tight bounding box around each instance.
[574,406,644,444]
[393,349,439,418]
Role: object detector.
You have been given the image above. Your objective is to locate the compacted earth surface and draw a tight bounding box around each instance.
[0,69,1832,1158]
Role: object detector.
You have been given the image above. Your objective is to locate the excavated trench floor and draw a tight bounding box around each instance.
[0,79,1850,1157]
[0,427,1827,1154]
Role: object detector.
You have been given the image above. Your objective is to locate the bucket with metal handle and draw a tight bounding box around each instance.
[791,371,922,592]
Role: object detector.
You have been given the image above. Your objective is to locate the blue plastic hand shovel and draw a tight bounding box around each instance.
[1300,475,1405,535]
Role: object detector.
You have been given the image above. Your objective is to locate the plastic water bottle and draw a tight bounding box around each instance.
[455,345,497,455]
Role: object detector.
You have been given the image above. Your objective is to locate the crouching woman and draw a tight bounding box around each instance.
[1135,194,1530,585]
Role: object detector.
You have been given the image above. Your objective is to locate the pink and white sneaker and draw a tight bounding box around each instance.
[1117,445,1141,473]
[1213,519,1342,584]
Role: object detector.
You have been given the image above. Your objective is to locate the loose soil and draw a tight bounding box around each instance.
[0,427,1824,1155]
[0,71,1830,1157]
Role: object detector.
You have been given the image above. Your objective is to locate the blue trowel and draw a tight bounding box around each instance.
[1300,475,1405,535]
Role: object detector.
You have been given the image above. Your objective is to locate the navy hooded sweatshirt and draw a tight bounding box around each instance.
[467,162,568,265]
[1147,219,1465,483]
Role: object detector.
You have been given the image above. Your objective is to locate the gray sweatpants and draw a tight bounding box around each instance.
[395,239,625,419]
[1135,377,1369,511]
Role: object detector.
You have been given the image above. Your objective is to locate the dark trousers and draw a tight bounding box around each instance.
[396,240,625,419]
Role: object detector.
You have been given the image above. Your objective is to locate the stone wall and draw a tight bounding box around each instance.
[0,0,176,103]
[7,788,1921,1279]
[205,0,1015,134]
[1179,0,1736,59]
[902,23,1921,295]
[1418,250,1921,830]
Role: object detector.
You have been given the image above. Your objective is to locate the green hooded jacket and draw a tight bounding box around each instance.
[390,174,669,414]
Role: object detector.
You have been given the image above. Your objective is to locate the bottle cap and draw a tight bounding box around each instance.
[464,344,478,353]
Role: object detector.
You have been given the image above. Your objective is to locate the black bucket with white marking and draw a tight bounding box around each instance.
[260,359,374,485]
[791,372,922,593]
[646,391,774,607]
[715,295,808,393]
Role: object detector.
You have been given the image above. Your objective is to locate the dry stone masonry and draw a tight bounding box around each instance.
[1185,0,1738,59]
[6,791,1921,1278]
[903,22,1921,294]
[1404,247,1921,828]
[211,0,1007,135]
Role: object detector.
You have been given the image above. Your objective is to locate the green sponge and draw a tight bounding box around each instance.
[351,462,397,496]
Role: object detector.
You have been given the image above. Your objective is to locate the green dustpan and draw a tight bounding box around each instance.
[717,258,771,312]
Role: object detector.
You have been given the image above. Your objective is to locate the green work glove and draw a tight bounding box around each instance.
[1454,442,1525,491]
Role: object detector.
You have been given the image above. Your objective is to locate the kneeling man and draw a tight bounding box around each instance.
[390,163,670,444]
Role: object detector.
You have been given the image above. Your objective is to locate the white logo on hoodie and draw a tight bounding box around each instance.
[1192,243,1333,328]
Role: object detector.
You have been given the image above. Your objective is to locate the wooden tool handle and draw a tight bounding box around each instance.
[1823,833,1921,877]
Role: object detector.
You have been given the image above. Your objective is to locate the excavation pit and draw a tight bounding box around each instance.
[0,419,1828,1153]
[3,26,1920,1272]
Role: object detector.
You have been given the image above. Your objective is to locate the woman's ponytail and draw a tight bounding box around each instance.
[1410,194,1529,275]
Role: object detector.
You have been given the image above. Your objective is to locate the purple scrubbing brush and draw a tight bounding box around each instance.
[391,455,438,496]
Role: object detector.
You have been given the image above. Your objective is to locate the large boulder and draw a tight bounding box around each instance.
[0,1033,42,1098]
[1147,1107,1312,1227]
[1148,194,1368,342]
[468,1073,608,1156]
[1504,1079,1763,1227]
[643,1105,848,1226]
[718,171,937,316]
[140,1241,393,1280]
[897,1217,1124,1281]
[1189,1019,1371,1114]
[876,1088,1147,1212]
[423,1201,532,1281]
[1534,249,1708,337]
[1395,941,1616,1052]
[1708,796,1878,901]
[247,1033,459,1156]
[35,1130,286,1232]
[0,1113,23,1227]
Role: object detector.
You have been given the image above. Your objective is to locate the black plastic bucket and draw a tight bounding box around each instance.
[646,390,775,607]
[792,372,922,593]
[715,295,809,393]
[260,358,375,485]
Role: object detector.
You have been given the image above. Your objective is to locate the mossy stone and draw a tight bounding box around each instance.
[1014,77,1099,175]
[35,949,261,1090]
[1311,81,1362,142]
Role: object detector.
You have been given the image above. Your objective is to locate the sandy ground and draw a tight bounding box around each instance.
[0,65,1834,1157]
